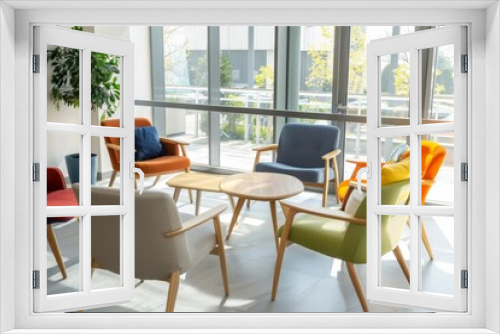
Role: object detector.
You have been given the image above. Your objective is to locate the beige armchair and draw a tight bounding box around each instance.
[73,185,229,312]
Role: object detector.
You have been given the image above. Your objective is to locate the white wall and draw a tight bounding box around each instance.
[0,2,16,333]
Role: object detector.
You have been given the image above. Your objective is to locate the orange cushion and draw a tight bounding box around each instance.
[134,156,190,175]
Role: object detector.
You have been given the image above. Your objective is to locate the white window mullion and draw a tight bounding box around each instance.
[409,47,420,295]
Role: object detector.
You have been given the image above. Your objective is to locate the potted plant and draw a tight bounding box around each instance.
[48,26,121,184]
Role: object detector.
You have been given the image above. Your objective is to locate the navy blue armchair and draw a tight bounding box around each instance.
[253,123,342,207]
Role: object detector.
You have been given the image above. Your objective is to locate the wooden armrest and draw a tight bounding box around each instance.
[106,143,121,151]
[345,158,367,165]
[322,149,342,160]
[160,137,190,146]
[280,200,366,225]
[349,180,367,191]
[164,204,227,238]
[252,144,279,152]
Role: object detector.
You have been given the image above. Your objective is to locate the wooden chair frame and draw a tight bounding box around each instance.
[252,144,342,207]
[272,183,410,312]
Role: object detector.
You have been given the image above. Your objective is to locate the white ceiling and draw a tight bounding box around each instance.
[4,0,497,10]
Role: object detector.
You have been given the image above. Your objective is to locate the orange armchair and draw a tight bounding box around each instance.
[102,118,192,188]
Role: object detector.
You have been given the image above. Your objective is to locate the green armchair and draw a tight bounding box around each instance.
[271,179,411,312]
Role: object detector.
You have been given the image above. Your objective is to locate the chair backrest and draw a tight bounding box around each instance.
[47,167,67,194]
[101,118,153,171]
[277,123,340,168]
[72,184,192,280]
[340,179,410,264]
[421,140,446,202]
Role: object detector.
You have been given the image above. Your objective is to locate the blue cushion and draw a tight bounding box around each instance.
[277,123,340,168]
[135,126,164,161]
[255,162,334,183]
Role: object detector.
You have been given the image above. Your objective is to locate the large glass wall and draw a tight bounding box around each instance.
[219,26,275,169]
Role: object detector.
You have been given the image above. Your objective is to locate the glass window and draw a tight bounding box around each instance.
[163,26,208,105]
[219,26,275,170]
[299,26,335,114]
[344,26,417,179]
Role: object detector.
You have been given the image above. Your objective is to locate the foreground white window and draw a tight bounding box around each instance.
[33,26,137,312]
[366,26,467,312]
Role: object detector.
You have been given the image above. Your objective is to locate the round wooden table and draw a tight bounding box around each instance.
[220,172,304,250]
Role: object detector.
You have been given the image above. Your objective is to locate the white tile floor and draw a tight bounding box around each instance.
[47,174,454,313]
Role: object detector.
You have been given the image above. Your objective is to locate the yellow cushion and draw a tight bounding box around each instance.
[381,157,410,185]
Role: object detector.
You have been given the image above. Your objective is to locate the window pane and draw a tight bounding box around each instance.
[91,52,122,126]
[47,215,81,295]
[380,215,410,291]
[220,26,275,109]
[299,26,335,114]
[343,121,368,180]
[157,107,209,166]
[347,27,418,125]
[420,216,454,296]
[380,51,411,126]
[47,44,81,125]
[47,133,82,206]
[421,44,455,123]
[420,133,454,206]
[219,112,273,170]
[91,215,122,291]
[379,136,411,206]
[164,26,208,104]
[92,136,122,204]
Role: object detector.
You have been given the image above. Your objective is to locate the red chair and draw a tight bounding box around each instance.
[47,167,78,279]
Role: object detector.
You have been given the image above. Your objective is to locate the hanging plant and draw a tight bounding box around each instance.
[48,26,121,121]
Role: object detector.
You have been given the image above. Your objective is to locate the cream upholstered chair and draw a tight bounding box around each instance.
[73,185,229,312]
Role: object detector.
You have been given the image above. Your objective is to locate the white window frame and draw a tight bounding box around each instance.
[1,2,498,333]
[365,26,467,312]
[33,25,136,313]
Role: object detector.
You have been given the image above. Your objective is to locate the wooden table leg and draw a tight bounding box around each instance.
[269,200,279,251]
[227,195,235,210]
[226,197,246,241]
[173,188,181,203]
[195,190,202,216]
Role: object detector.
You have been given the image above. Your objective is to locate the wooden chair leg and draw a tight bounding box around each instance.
[332,157,340,203]
[269,201,280,251]
[246,199,251,209]
[213,216,229,296]
[322,181,329,208]
[322,161,330,207]
[407,219,434,261]
[226,197,246,240]
[271,210,296,301]
[393,245,410,284]
[421,222,434,261]
[227,195,235,210]
[195,190,202,216]
[165,270,180,312]
[108,170,117,187]
[47,225,68,279]
[346,262,369,312]
[152,175,162,187]
[173,188,181,203]
[188,189,194,204]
